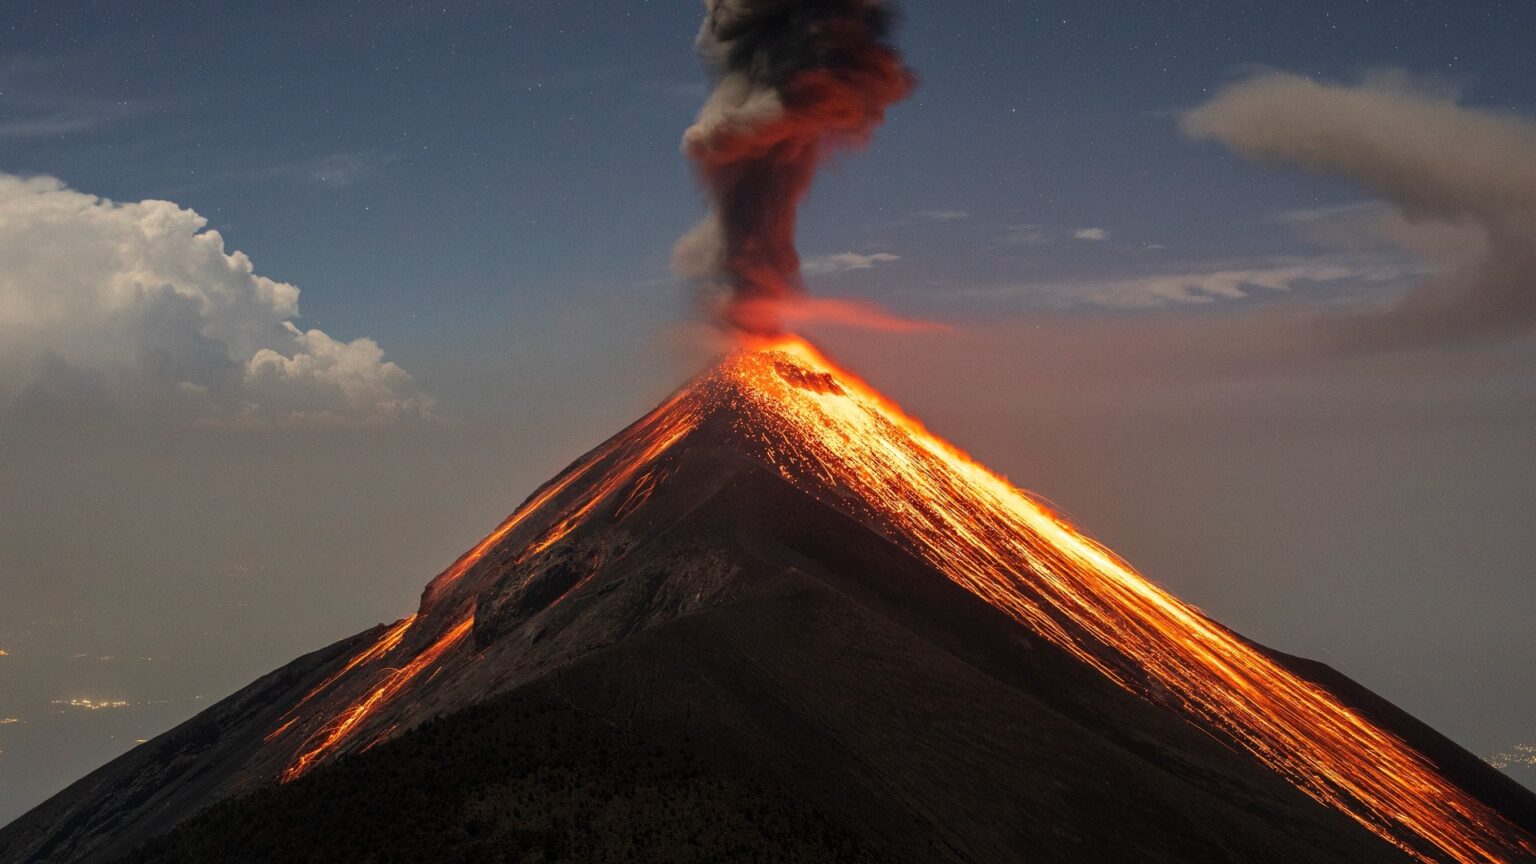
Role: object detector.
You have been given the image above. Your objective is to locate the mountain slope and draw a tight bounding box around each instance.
[124,529,1407,864]
[3,339,1533,863]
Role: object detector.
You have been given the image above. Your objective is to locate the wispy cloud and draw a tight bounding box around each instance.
[916,209,970,221]
[256,150,403,189]
[997,223,1052,246]
[0,56,151,142]
[0,87,146,142]
[1276,200,1487,263]
[802,251,901,275]
[965,257,1404,310]
[304,152,399,188]
[1073,227,1110,241]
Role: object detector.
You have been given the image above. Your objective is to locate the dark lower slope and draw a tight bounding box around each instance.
[123,652,884,864]
[125,566,1410,864]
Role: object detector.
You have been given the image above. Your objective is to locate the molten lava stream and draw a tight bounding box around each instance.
[276,396,701,782]
[729,339,1535,864]
[418,388,693,607]
[268,335,1534,863]
[282,615,474,783]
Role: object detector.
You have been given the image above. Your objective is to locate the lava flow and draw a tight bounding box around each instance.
[266,337,1534,864]
[716,339,1536,864]
[270,389,705,783]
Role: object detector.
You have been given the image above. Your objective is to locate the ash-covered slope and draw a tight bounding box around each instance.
[4,341,1534,864]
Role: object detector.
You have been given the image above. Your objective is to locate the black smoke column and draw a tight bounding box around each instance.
[675,0,914,336]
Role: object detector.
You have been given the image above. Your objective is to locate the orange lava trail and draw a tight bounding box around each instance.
[300,616,414,708]
[722,339,1536,864]
[267,335,1536,864]
[420,390,693,605]
[276,392,701,781]
[282,615,474,783]
[520,422,693,561]
[261,716,299,745]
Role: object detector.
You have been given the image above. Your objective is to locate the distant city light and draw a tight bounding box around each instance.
[53,698,132,711]
[1487,744,1536,770]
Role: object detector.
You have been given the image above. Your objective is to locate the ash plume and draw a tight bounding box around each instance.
[674,0,915,337]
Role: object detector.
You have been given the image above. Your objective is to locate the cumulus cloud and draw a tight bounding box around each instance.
[0,172,432,424]
[1073,227,1109,241]
[801,251,901,275]
[244,324,430,424]
[1184,70,1536,345]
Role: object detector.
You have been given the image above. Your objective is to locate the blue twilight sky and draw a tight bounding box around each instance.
[5,0,1534,385]
[2,0,1536,824]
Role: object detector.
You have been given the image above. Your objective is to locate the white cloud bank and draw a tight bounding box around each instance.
[1072,227,1109,241]
[1184,70,1536,345]
[0,172,432,424]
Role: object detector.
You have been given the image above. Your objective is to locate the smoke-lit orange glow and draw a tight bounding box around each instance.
[266,336,1536,863]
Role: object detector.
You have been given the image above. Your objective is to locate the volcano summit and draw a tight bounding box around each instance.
[3,341,1535,864]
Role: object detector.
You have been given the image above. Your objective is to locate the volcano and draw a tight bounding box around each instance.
[4,340,1535,864]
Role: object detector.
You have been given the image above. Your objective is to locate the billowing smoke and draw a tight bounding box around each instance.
[1184,71,1536,347]
[675,0,914,337]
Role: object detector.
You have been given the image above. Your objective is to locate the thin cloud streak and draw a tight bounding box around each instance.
[802,251,901,275]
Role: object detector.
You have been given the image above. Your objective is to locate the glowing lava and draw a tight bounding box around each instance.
[268,337,1535,863]
[273,391,703,782]
[716,339,1536,864]
[282,615,473,783]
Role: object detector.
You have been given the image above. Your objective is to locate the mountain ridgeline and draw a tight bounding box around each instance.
[3,340,1534,864]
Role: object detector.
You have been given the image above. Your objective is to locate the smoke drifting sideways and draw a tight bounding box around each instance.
[1185,71,1536,349]
[673,0,915,338]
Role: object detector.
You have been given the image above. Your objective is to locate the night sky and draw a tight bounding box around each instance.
[3,0,1536,824]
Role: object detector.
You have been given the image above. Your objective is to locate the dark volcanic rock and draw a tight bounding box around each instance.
[4,348,1533,863]
[125,569,1406,864]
